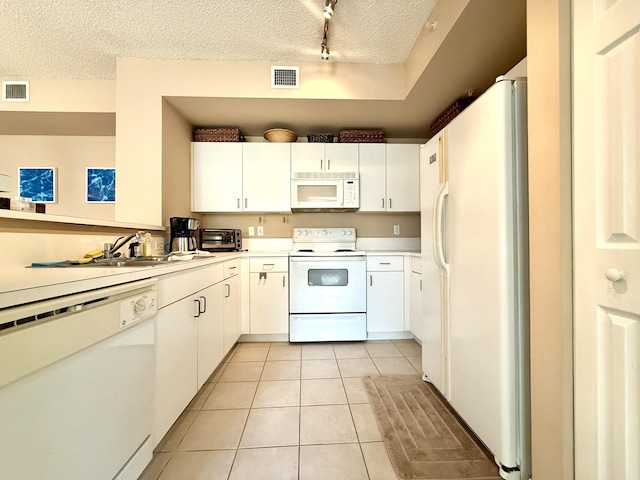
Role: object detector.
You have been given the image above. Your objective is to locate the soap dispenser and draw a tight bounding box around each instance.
[142,233,153,257]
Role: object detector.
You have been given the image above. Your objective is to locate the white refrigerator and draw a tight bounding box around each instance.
[420,77,531,480]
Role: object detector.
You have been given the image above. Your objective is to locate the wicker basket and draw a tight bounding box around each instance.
[193,127,245,142]
[307,133,334,143]
[338,129,385,143]
[263,128,298,142]
[429,97,475,135]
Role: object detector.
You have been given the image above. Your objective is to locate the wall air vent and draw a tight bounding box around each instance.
[2,81,29,102]
[271,66,299,89]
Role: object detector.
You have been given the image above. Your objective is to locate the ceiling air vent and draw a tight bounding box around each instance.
[2,81,29,102]
[271,66,299,89]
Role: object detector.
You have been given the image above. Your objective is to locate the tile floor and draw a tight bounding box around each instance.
[139,339,422,480]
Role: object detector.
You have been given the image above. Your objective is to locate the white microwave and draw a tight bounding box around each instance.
[291,172,360,212]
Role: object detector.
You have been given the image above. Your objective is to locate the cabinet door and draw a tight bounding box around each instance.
[196,283,224,388]
[191,142,243,212]
[385,144,420,212]
[223,274,241,355]
[291,143,325,173]
[249,271,289,334]
[243,143,291,212]
[366,271,404,332]
[154,295,198,443]
[358,144,387,211]
[325,143,358,172]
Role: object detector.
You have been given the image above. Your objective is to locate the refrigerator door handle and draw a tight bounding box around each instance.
[432,181,449,275]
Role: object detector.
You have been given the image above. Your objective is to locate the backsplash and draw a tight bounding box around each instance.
[200,212,420,239]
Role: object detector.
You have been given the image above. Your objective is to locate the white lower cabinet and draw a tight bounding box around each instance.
[154,262,226,445]
[196,282,224,388]
[366,256,405,333]
[249,256,289,335]
[223,259,242,355]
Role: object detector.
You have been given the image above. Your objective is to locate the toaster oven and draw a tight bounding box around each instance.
[199,229,242,252]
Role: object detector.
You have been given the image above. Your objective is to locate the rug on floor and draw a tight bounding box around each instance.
[363,375,501,480]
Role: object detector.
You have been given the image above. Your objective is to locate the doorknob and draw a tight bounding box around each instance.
[605,267,625,282]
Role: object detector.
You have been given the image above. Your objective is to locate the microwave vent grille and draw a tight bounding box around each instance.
[293,172,358,180]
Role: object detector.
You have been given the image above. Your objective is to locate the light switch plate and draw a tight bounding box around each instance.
[248,226,255,236]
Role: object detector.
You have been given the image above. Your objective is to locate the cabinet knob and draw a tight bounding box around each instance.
[605,267,625,282]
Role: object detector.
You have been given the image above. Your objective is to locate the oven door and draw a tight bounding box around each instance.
[289,255,366,313]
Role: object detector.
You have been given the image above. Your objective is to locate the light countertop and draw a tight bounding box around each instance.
[1,250,421,309]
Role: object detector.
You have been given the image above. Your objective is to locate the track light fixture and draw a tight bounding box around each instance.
[324,0,337,19]
[321,19,330,60]
[320,1,337,60]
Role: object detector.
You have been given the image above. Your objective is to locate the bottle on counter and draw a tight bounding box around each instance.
[142,233,153,257]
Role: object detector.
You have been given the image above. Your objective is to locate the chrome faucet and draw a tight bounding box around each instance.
[105,232,141,258]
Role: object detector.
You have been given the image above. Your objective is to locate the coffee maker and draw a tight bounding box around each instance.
[169,217,200,252]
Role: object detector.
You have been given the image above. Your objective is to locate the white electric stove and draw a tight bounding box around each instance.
[289,228,367,342]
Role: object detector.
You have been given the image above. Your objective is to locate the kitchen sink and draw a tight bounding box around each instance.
[80,255,208,267]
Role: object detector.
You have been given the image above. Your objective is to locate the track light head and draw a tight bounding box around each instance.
[324,0,337,19]
[321,43,330,60]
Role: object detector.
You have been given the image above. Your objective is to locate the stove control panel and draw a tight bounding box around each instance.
[293,228,355,242]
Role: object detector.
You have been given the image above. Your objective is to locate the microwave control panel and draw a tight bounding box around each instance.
[344,180,359,207]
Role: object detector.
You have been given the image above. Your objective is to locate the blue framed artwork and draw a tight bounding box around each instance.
[86,168,116,203]
[19,167,57,203]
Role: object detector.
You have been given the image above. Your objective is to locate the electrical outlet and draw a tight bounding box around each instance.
[393,224,400,235]
[257,226,264,236]
[248,226,255,236]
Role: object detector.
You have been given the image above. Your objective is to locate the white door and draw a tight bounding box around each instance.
[242,143,291,212]
[420,137,448,396]
[196,282,224,388]
[573,1,640,478]
[366,271,404,333]
[324,143,358,172]
[291,143,325,172]
[249,271,288,334]
[386,144,420,212]
[358,143,387,211]
[191,142,243,212]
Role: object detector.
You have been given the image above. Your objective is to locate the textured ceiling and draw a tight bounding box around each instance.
[0,0,437,79]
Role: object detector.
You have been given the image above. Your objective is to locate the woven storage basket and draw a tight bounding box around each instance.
[429,97,475,135]
[263,128,298,142]
[307,133,334,143]
[193,127,245,142]
[338,129,385,143]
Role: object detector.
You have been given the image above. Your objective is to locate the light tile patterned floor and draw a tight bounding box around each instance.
[140,339,422,480]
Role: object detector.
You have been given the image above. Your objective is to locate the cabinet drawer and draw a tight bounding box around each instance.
[249,256,288,272]
[158,263,223,308]
[224,258,241,279]
[366,256,404,271]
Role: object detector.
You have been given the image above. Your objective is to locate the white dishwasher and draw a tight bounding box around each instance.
[0,278,157,480]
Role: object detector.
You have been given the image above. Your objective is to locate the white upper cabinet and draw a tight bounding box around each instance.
[191,142,243,212]
[291,143,358,173]
[191,142,291,213]
[358,144,387,211]
[359,144,420,212]
[242,143,291,212]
